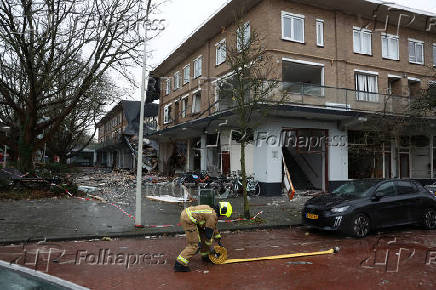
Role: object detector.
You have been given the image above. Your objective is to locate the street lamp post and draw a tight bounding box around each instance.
[1,127,10,168]
[135,0,153,228]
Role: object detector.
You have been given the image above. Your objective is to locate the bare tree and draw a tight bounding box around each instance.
[0,0,160,171]
[217,19,281,218]
[46,73,117,163]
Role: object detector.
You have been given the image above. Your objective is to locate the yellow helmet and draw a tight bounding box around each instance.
[218,202,232,218]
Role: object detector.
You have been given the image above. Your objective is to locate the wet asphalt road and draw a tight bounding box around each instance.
[0,227,435,289]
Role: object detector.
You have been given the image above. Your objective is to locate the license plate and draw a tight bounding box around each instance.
[306,213,319,220]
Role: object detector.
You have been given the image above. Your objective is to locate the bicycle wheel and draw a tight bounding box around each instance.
[248,182,261,197]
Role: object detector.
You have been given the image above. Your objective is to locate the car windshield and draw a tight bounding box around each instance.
[332,180,379,198]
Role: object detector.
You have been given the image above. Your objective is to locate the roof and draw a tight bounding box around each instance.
[151,0,436,77]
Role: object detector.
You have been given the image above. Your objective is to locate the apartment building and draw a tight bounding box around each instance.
[96,101,158,169]
[148,0,436,195]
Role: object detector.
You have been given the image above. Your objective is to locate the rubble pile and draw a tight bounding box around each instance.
[72,168,177,211]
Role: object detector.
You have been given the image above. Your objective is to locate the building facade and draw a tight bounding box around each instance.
[96,101,158,170]
[149,0,436,194]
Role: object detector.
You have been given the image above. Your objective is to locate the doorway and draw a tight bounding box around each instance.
[399,153,410,178]
[281,128,328,191]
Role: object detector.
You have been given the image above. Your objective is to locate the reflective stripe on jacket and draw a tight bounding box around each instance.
[184,205,217,230]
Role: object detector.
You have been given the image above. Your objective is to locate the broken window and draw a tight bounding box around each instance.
[282,60,324,96]
[181,96,188,118]
[164,104,172,124]
[165,78,171,95]
[192,92,201,114]
[408,78,422,97]
[216,39,226,65]
[193,56,202,78]
[174,71,181,90]
[183,65,190,85]
[237,22,250,51]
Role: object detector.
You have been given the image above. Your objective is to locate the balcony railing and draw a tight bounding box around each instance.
[215,82,416,115]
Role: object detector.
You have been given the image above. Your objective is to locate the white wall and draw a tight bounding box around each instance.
[229,142,255,176]
[328,127,348,181]
[253,118,349,185]
[411,144,431,178]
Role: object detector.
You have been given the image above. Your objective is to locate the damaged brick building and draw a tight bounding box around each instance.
[147,0,436,195]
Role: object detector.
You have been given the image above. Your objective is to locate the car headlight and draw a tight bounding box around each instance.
[331,206,350,213]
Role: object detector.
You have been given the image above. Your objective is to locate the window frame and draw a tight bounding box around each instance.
[408,38,425,65]
[215,38,227,66]
[183,65,190,85]
[354,71,379,102]
[433,43,436,67]
[193,55,202,79]
[174,71,181,90]
[181,95,188,118]
[375,181,397,197]
[353,26,372,55]
[165,78,171,95]
[191,91,202,114]
[237,21,251,52]
[281,11,305,44]
[163,104,172,124]
[381,33,399,61]
[316,19,324,47]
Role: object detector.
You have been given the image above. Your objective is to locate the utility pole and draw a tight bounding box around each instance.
[135,0,153,228]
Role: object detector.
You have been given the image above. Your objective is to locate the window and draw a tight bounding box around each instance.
[183,65,190,85]
[174,71,181,90]
[375,181,396,196]
[192,92,201,114]
[409,39,424,64]
[163,104,172,124]
[433,44,436,66]
[396,181,418,195]
[216,39,226,66]
[316,19,324,47]
[353,27,372,55]
[237,22,251,51]
[355,72,379,102]
[282,12,304,43]
[165,78,171,95]
[193,56,202,78]
[181,97,188,118]
[381,33,399,60]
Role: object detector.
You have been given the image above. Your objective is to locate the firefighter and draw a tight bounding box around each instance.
[174,201,232,272]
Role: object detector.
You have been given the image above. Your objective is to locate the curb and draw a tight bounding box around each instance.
[0,223,304,245]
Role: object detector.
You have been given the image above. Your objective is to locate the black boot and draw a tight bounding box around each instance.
[174,261,191,272]
[202,255,212,263]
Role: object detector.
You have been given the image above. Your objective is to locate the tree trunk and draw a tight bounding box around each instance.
[240,139,250,218]
[18,128,35,173]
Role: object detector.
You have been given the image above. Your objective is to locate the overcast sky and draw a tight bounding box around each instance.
[126,0,436,100]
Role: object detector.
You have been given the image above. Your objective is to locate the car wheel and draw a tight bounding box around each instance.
[423,208,436,230]
[350,214,370,238]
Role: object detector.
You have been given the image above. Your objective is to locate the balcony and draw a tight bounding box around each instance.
[215,82,416,116]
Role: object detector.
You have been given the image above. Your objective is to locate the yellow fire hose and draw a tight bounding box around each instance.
[209,246,339,265]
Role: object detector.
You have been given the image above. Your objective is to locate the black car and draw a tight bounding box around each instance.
[302,179,436,238]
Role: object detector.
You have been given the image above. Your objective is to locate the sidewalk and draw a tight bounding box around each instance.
[0,193,310,244]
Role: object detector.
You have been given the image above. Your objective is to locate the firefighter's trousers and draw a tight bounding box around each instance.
[176,211,210,265]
